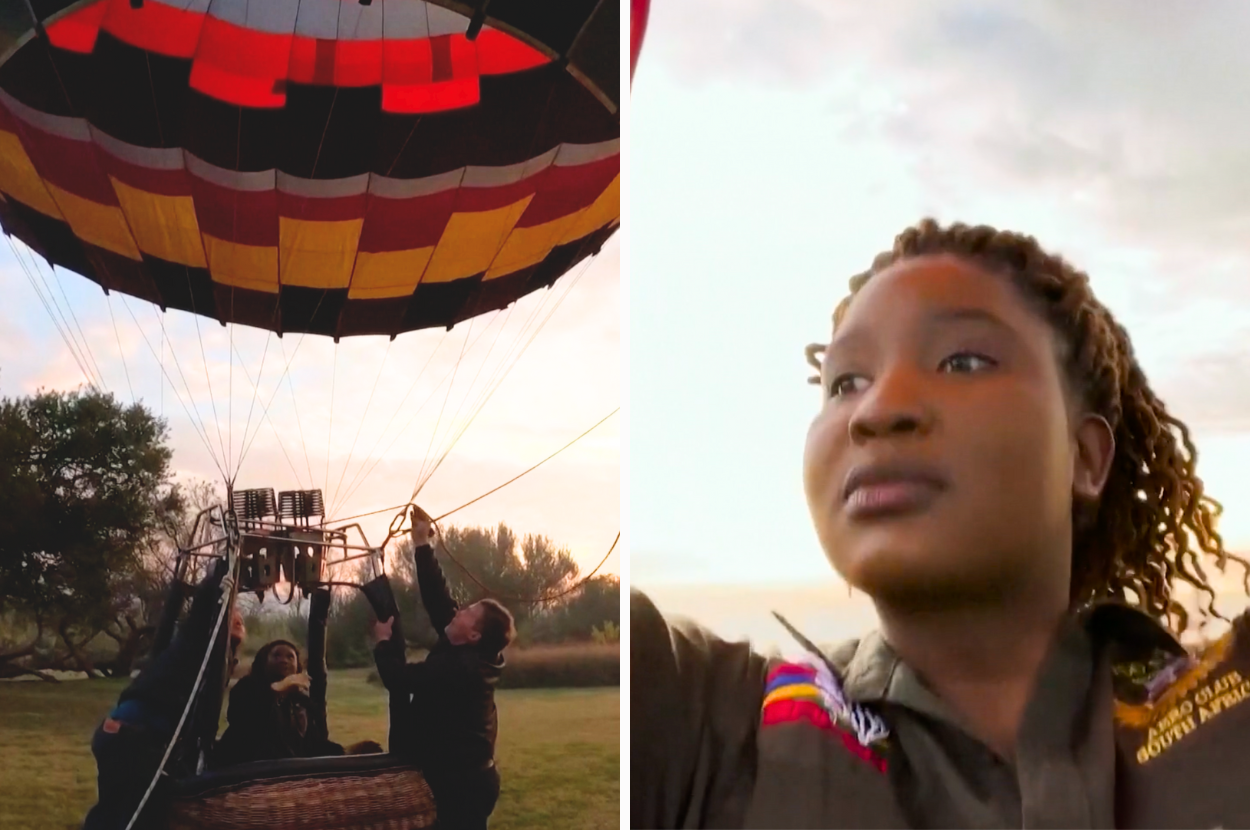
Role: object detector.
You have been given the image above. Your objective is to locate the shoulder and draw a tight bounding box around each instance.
[631,589,769,728]
[630,590,772,828]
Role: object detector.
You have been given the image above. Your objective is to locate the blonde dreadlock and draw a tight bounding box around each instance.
[806,218,1250,633]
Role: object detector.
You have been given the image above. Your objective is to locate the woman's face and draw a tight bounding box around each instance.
[804,254,1112,609]
[266,644,299,679]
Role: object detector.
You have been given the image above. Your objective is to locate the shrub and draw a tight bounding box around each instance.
[590,621,619,645]
[499,643,619,688]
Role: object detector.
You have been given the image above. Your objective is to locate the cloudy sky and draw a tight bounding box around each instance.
[1,232,620,579]
[631,0,1250,647]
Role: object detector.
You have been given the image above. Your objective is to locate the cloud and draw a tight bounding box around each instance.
[647,1,1250,253]
[640,0,1250,436]
[642,0,850,85]
[1153,351,1250,434]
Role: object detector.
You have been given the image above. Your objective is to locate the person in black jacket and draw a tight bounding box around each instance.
[372,507,515,830]
[211,639,349,767]
[83,558,243,830]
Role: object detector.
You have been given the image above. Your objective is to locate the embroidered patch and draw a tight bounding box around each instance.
[102,717,121,734]
[1113,622,1250,764]
[1115,628,1234,730]
[760,656,890,772]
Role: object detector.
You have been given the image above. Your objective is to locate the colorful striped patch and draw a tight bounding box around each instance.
[761,657,890,773]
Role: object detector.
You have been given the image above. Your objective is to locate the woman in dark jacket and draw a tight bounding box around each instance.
[632,219,1250,828]
[211,639,346,767]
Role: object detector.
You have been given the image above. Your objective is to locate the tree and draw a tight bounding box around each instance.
[524,575,620,645]
[324,522,583,664]
[98,479,223,676]
[0,389,180,677]
[391,523,579,639]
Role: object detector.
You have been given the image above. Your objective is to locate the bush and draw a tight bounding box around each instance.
[500,643,618,689]
[590,621,619,645]
[363,643,619,689]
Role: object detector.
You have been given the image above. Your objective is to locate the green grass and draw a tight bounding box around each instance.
[0,670,618,830]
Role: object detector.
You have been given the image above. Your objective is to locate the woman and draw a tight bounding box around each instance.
[631,219,1250,828]
[212,639,348,767]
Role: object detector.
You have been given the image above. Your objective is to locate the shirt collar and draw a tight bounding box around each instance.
[824,600,1184,718]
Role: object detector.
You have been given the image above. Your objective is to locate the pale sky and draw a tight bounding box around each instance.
[0,232,620,577]
[631,0,1250,647]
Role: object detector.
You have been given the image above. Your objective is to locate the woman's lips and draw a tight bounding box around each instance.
[841,461,950,519]
[844,479,945,519]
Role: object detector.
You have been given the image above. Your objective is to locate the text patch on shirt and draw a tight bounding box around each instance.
[1114,619,1250,764]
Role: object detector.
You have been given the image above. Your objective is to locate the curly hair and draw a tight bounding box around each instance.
[806,218,1249,633]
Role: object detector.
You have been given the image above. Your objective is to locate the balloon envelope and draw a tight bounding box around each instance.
[0,1,619,338]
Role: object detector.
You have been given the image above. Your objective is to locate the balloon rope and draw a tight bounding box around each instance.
[226,340,308,491]
[284,337,318,490]
[228,323,233,479]
[329,405,617,527]
[186,269,229,475]
[235,331,311,476]
[421,290,565,493]
[330,327,459,514]
[414,307,514,498]
[435,407,618,522]
[144,301,227,477]
[333,320,500,514]
[328,337,394,516]
[8,238,100,392]
[326,346,338,498]
[105,292,136,405]
[364,304,529,510]
[232,331,274,478]
[118,298,226,482]
[48,256,108,389]
[415,251,600,498]
[416,319,475,491]
[234,270,345,473]
[15,241,104,390]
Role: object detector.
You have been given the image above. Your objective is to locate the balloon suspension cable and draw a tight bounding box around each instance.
[329,406,619,529]
[412,251,602,501]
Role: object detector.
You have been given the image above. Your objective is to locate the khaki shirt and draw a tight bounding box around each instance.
[631,589,1250,828]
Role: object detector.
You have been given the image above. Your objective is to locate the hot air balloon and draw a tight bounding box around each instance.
[0,2,619,828]
[0,0,619,339]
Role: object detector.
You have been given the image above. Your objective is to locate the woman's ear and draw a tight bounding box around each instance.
[1073,413,1115,501]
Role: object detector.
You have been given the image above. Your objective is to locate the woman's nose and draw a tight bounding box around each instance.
[847,365,935,443]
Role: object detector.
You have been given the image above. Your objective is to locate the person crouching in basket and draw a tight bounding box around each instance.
[372,507,515,830]
[212,638,383,767]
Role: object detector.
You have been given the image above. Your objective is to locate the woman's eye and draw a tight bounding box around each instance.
[938,352,997,373]
[828,374,869,398]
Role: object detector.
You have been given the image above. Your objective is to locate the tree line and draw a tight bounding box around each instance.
[0,388,618,680]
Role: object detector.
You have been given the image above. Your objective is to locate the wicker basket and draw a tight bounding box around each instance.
[165,754,436,830]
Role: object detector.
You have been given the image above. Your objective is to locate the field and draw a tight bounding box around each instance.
[0,670,619,830]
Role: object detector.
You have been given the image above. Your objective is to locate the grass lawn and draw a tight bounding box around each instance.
[0,670,618,830]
